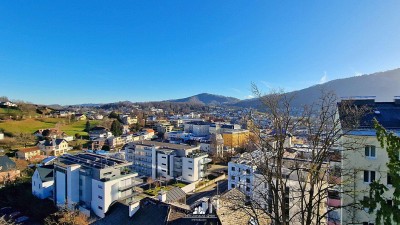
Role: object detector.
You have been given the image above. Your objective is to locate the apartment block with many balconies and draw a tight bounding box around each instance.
[53,153,141,218]
[124,141,211,183]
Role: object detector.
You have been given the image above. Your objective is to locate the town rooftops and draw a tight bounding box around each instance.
[185,121,212,125]
[57,153,131,169]
[18,146,40,153]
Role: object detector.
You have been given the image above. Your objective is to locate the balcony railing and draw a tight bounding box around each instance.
[327,197,341,207]
[201,158,212,165]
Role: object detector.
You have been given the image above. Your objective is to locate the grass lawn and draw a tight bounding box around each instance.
[0,118,60,134]
[0,118,101,136]
[172,182,187,188]
[60,120,101,136]
[143,186,174,196]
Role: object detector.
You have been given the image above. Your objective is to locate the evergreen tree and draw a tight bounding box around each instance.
[84,121,91,132]
[110,120,122,136]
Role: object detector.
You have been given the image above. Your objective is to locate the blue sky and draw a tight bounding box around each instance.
[1,1,400,105]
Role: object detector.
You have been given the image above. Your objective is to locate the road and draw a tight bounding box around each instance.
[186,180,228,205]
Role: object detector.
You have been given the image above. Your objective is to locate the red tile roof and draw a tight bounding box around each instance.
[19,146,40,153]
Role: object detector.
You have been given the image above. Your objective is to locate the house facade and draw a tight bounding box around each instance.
[124,141,211,182]
[17,146,41,160]
[38,139,69,156]
[338,98,400,225]
[32,165,54,199]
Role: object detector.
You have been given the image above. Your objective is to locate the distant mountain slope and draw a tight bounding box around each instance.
[167,93,240,105]
[234,68,400,108]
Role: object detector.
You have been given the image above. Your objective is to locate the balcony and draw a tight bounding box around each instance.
[201,158,212,165]
[327,197,341,207]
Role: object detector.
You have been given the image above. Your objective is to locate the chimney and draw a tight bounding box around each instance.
[158,190,167,202]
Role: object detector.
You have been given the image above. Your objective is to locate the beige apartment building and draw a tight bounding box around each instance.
[339,98,399,225]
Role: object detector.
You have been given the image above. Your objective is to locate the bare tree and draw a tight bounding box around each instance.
[44,204,88,225]
[224,85,368,225]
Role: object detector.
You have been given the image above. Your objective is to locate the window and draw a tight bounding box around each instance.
[387,199,393,207]
[188,160,192,163]
[231,184,235,188]
[98,195,103,200]
[246,169,251,174]
[98,185,103,189]
[364,170,376,183]
[188,167,192,170]
[246,187,251,192]
[231,167,235,171]
[188,174,192,177]
[162,156,166,159]
[162,163,166,166]
[363,196,370,211]
[363,223,374,225]
[231,176,235,180]
[246,178,251,183]
[365,145,376,158]
[98,206,103,210]
[162,169,166,172]
[388,174,393,186]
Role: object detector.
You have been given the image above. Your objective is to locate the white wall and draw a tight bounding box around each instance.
[32,170,54,199]
[157,153,169,178]
[56,171,66,205]
[66,165,80,206]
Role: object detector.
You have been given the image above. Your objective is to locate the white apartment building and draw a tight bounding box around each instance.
[124,141,211,182]
[184,121,212,136]
[53,153,140,218]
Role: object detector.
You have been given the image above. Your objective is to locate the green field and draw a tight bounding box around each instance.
[0,118,101,136]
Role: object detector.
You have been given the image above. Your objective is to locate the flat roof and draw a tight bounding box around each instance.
[134,140,198,151]
[57,153,131,169]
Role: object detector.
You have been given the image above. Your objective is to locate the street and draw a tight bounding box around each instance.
[186,180,228,205]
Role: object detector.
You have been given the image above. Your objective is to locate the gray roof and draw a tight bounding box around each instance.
[166,187,186,203]
[92,198,170,225]
[37,165,54,182]
[43,139,66,146]
[339,100,400,130]
[0,156,16,172]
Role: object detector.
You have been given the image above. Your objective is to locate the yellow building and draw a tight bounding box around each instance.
[17,146,41,160]
[222,129,249,149]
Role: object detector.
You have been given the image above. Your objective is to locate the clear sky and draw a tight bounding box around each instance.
[1,1,400,105]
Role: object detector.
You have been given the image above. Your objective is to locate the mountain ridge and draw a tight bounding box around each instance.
[233,68,400,108]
